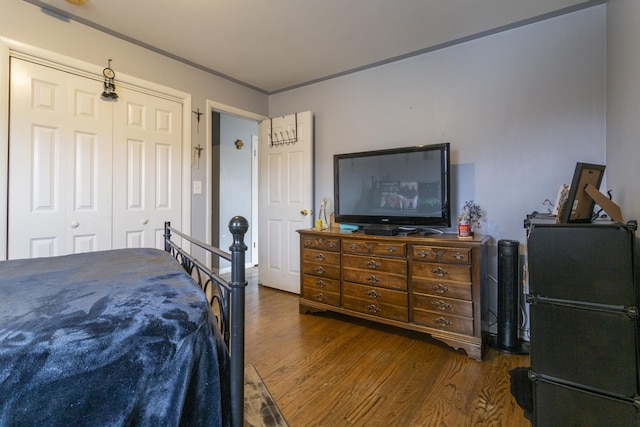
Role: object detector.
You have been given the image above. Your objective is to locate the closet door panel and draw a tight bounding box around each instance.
[9,58,113,259]
[112,87,181,249]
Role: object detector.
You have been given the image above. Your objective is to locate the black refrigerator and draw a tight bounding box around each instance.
[526,220,640,426]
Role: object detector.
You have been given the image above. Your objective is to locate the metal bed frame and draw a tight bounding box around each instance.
[164,216,248,427]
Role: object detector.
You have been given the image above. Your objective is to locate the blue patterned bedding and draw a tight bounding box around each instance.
[0,248,229,426]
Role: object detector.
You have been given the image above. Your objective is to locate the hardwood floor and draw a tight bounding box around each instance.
[243,268,531,427]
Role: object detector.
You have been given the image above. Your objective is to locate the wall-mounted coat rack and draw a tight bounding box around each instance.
[269,113,298,147]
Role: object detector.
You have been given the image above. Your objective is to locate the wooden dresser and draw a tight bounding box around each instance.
[298,228,490,360]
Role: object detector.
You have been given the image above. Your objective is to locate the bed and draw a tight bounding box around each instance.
[0,216,248,427]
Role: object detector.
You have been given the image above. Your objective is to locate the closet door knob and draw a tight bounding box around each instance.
[70,221,79,228]
[141,219,149,225]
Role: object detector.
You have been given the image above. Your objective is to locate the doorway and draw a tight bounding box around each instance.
[210,110,259,273]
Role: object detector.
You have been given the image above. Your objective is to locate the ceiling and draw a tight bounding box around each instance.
[25,0,603,94]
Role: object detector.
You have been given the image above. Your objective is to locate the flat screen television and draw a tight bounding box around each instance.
[333,143,451,234]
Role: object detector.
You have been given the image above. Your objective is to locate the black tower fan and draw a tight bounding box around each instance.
[494,239,528,354]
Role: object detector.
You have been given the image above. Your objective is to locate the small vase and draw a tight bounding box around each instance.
[318,198,329,230]
[458,223,471,238]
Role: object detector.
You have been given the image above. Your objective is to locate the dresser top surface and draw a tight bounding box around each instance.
[298,228,491,246]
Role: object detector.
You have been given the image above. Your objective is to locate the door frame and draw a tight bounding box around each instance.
[0,38,192,260]
[251,134,259,266]
[204,100,266,270]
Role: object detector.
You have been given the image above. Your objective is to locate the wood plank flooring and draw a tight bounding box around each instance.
[243,268,531,426]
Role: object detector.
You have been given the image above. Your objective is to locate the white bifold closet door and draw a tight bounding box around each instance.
[8,58,182,260]
[111,86,182,249]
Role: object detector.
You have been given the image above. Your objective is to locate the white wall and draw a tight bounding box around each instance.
[270,6,606,334]
[271,6,606,242]
[606,0,640,224]
[0,0,268,249]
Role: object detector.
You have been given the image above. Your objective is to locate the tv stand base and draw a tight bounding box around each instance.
[363,224,400,236]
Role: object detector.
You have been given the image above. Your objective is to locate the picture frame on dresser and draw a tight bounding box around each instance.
[560,162,605,224]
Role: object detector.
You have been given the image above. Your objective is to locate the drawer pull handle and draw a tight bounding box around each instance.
[314,293,327,302]
[366,260,379,269]
[314,266,326,275]
[386,247,396,253]
[349,243,358,250]
[434,316,452,327]
[417,250,429,258]
[327,241,337,249]
[366,289,381,298]
[432,283,450,294]
[432,300,452,311]
[453,253,465,260]
[365,304,381,314]
[316,253,326,261]
[431,267,449,277]
[305,239,313,246]
[366,275,380,284]
[316,280,327,288]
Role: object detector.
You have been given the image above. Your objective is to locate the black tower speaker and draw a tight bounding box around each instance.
[494,239,528,354]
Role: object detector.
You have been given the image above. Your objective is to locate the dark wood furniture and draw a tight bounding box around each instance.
[527,220,639,425]
[298,228,489,360]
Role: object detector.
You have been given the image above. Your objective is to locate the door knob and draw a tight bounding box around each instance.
[141,219,149,225]
[300,210,308,216]
[70,221,79,228]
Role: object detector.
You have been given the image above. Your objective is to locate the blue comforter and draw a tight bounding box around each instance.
[0,248,229,426]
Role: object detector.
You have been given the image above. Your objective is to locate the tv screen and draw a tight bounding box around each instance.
[334,143,451,230]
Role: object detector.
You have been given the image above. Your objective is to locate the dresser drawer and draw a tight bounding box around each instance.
[342,267,407,291]
[411,262,470,283]
[411,277,472,300]
[342,253,407,275]
[343,283,408,322]
[302,282,341,307]
[343,282,408,308]
[301,235,341,252]
[302,260,341,280]
[302,274,340,294]
[413,293,473,318]
[413,309,473,335]
[343,239,406,258]
[411,245,470,264]
[302,249,340,266]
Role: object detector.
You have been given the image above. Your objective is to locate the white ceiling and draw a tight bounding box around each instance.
[26,0,603,94]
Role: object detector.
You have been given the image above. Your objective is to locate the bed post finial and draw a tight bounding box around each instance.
[229,216,249,245]
[228,215,248,427]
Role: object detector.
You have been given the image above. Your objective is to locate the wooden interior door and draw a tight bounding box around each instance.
[258,111,313,293]
[111,87,182,249]
[8,58,113,259]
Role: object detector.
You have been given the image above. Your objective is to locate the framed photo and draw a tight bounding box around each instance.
[560,162,605,223]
